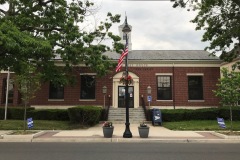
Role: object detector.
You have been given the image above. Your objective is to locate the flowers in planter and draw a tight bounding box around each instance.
[139,121,148,127]
[119,75,133,85]
[103,121,113,127]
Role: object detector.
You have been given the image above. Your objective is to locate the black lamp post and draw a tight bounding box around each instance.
[122,17,132,138]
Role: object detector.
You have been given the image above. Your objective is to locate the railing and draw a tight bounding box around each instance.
[141,95,149,121]
[104,95,111,121]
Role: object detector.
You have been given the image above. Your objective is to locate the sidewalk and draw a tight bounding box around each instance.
[1,124,240,143]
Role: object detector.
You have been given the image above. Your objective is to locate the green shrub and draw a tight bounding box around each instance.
[218,106,240,121]
[0,106,34,120]
[147,107,239,122]
[68,106,102,125]
[28,109,69,121]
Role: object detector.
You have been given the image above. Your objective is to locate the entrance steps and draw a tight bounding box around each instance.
[107,108,147,124]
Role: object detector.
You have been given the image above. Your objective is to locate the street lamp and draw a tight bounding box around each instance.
[102,86,107,108]
[123,17,132,138]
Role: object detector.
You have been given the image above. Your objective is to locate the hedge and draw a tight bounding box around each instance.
[147,107,240,122]
[0,107,34,120]
[68,106,102,125]
[28,109,69,121]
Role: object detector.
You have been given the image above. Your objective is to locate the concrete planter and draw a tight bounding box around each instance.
[103,127,114,138]
[138,127,150,138]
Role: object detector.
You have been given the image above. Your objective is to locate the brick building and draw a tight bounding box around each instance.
[0,23,222,109]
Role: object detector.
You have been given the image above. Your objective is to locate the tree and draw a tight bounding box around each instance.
[170,0,240,62]
[15,62,41,131]
[0,0,122,85]
[213,68,240,131]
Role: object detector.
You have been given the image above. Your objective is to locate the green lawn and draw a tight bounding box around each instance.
[163,120,240,131]
[0,120,85,130]
[1,120,240,131]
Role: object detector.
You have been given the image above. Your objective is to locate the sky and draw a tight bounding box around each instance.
[94,0,209,51]
[0,0,209,51]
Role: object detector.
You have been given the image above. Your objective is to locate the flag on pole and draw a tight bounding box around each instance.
[116,46,128,72]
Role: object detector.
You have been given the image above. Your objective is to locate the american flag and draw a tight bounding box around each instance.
[115,46,128,72]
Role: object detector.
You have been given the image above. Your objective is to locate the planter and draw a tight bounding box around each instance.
[138,126,150,138]
[103,126,114,138]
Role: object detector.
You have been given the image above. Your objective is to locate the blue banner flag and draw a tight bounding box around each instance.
[217,118,226,128]
[27,118,34,129]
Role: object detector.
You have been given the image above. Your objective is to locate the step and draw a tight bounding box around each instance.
[107,107,147,122]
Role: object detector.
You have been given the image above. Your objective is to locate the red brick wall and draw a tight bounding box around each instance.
[0,66,220,108]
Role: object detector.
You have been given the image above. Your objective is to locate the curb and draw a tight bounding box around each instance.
[211,132,240,139]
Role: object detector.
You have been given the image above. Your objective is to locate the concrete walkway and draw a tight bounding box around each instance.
[1,124,240,143]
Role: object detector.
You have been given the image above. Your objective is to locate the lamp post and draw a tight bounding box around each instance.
[102,86,107,108]
[122,17,132,138]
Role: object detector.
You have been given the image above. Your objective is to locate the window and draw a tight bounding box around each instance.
[123,35,127,40]
[188,76,203,100]
[49,82,64,99]
[80,75,96,99]
[157,76,172,100]
[1,78,14,104]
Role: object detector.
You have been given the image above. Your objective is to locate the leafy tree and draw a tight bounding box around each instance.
[0,0,122,85]
[171,0,240,62]
[213,68,240,131]
[15,62,41,131]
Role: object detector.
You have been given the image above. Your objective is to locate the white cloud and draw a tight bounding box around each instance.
[97,0,209,50]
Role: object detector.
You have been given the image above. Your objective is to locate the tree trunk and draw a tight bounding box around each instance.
[230,105,233,132]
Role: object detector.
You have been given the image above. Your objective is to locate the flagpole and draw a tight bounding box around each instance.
[4,67,10,120]
[122,17,132,138]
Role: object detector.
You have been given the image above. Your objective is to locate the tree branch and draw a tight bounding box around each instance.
[0,8,6,15]
[38,0,54,6]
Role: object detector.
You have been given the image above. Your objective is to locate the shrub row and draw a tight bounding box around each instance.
[0,106,105,124]
[0,107,34,120]
[147,107,240,122]
[68,106,102,126]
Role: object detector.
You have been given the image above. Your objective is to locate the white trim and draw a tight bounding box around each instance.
[80,73,97,75]
[79,99,96,101]
[155,73,173,76]
[0,70,14,73]
[48,99,64,101]
[187,73,204,76]
[156,100,173,102]
[188,100,205,102]
[112,71,139,108]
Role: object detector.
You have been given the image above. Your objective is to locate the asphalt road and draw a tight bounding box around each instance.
[0,143,240,160]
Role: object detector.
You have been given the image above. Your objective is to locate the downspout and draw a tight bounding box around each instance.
[172,63,175,109]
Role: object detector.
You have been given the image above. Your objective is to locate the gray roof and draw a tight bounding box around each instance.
[104,50,220,61]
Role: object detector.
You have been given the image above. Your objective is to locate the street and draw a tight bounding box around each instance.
[0,143,240,160]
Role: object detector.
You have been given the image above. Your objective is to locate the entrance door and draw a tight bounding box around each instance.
[118,86,134,108]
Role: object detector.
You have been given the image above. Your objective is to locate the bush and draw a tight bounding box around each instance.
[218,106,240,121]
[0,107,35,120]
[28,109,69,121]
[147,107,240,122]
[68,106,102,125]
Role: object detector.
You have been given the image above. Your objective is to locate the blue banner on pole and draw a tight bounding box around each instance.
[217,118,226,128]
[27,117,33,129]
[147,96,152,102]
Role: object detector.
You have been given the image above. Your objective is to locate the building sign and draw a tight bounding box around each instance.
[147,96,152,102]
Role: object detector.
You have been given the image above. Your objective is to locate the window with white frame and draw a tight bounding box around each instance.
[80,75,96,99]
[157,76,172,100]
[188,76,203,100]
[49,82,64,99]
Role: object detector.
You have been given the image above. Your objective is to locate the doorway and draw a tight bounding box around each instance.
[118,86,134,108]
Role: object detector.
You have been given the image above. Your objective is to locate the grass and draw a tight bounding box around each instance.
[163,120,240,131]
[1,120,240,131]
[0,120,87,130]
